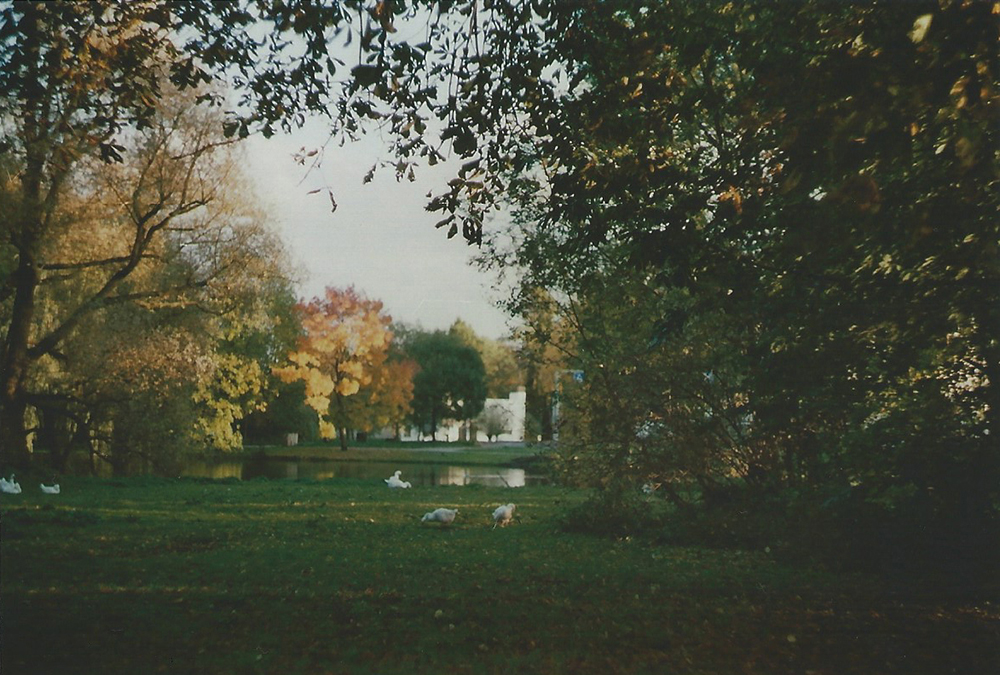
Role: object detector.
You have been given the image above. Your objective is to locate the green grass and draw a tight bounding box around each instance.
[2,478,996,674]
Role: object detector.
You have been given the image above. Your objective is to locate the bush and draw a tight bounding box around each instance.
[560,485,669,538]
[562,480,1000,586]
[792,486,1000,584]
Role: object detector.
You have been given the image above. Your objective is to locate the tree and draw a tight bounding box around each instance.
[2,2,181,463]
[273,287,412,451]
[1,78,294,472]
[448,319,522,397]
[338,348,417,442]
[477,0,999,551]
[0,0,283,464]
[506,288,571,443]
[477,403,512,443]
[404,329,486,441]
[78,321,212,475]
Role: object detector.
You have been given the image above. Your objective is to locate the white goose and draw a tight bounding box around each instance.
[421,508,458,524]
[492,503,516,529]
[40,483,61,494]
[385,470,412,489]
[0,474,22,494]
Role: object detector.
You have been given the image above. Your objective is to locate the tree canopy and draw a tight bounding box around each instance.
[273,286,412,451]
[476,0,998,558]
[1,74,293,472]
[403,329,487,441]
[448,319,522,398]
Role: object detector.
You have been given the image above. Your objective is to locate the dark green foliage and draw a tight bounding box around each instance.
[478,0,999,565]
[403,329,487,439]
[560,486,667,539]
[243,379,320,444]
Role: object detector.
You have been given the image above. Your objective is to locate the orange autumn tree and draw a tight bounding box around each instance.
[273,287,413,451]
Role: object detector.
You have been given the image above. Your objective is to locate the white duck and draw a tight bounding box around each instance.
[492,503,516,529]
[385,470,412,489]
[40,483,61,494]
[1,474,22,494]
[421,507,458,524]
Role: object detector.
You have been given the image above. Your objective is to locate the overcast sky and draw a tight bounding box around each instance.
[243,121,515,341]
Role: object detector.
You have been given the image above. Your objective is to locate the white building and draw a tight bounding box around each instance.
[381,389,527,443]
[472,389,527,443]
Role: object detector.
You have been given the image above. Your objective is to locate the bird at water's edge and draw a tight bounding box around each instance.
[385,470,412,488]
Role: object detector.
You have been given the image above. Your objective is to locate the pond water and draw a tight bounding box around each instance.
[180,458,546,487]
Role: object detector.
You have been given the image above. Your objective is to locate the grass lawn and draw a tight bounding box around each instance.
[1,477,996,674]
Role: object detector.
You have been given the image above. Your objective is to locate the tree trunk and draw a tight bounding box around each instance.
[0,396,30,468]
[36,405,83,473]
[1,208,43,470]
[110,424,130,477]
[0,4,45,470]
[333,393,349,451]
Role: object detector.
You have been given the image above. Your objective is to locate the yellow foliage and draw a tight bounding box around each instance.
[274,286,414,440]
[306,394,332,412]
[289,351,320,368]
[318,420,337,440]
[339,360,364,380]
[306,369,335,398]
[272,365,299,383]
[336,379,361,396]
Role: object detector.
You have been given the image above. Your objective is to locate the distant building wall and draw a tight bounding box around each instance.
[374,389,527,443]
[475,389,526,443]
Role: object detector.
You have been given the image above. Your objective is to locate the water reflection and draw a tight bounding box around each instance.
[181,459,543,487]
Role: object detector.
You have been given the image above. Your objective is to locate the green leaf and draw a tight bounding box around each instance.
[351,64,383,88]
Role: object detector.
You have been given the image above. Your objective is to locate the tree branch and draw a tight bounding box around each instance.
[40,254,161,271]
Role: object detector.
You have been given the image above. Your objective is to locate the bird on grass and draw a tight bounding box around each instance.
[492,503,516,529]
[40,483,61,494]
[421,508,458,524]
[1,474,21,494]
[385,470,412,489]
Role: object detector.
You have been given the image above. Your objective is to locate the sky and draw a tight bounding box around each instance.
[243,120,515,341]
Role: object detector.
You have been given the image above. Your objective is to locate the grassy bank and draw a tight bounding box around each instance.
[245,442,545,468]
[1,478,996,674]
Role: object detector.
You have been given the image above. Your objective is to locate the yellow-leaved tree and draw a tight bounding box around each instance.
[274,287,413,450]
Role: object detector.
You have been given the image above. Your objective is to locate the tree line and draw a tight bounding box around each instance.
[265,286,524,454]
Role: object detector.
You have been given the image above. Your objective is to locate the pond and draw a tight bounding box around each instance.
[180,457,547,487]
